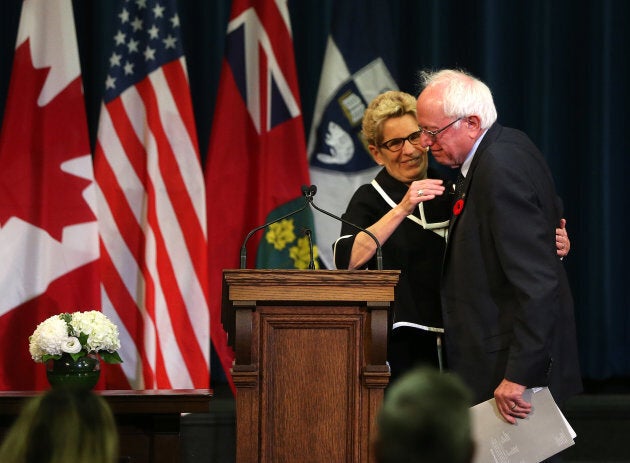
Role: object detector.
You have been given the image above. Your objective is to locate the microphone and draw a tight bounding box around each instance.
[303,227,315,270]
[301,184,317,199]
[239,196,310,269]
[304,185,383,271]
[239,184,383,271]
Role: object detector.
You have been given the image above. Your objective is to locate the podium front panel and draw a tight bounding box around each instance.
[223,269,399,463]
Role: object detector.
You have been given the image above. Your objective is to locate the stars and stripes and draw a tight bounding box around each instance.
[94,0,210,389]
[104,0,183,102]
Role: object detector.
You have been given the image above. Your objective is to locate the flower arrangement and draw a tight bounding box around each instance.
[29,311,123,364]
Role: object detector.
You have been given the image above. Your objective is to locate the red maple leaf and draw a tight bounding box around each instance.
[0,39,94,242]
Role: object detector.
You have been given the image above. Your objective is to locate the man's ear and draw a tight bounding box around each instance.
[464,116,482,138]
[465,116,480,129]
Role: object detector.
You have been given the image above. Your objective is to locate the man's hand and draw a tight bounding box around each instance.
[494,379,532,424]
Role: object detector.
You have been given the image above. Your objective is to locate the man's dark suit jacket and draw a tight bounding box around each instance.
[441,123,582,406]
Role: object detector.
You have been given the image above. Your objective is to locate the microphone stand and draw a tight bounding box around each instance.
[239,184,383,271]
[304,228,315,270]
[304,186,383,271]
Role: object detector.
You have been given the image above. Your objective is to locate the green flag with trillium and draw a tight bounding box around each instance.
[256,197,320,269]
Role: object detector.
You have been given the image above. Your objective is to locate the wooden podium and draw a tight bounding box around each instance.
[222,269,399,463]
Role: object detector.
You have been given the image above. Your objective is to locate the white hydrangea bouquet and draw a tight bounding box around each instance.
[29,311,123,364]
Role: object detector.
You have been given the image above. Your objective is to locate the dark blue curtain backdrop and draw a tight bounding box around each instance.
[1,0,628,388]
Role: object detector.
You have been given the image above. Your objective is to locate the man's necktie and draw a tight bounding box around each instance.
[454,171,465,197]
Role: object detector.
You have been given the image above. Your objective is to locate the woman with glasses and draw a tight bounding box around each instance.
[333,91,452,381]
[333,90,570,383]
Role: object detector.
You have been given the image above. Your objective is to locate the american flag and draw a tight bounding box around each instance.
[94,0,210,389]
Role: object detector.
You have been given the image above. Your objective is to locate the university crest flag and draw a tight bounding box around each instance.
[205,0,311,391]
[93,0,210,389]
[308,0,400,269]
[0,0,100,390]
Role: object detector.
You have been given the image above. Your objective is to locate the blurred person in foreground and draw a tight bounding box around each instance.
[333,90,571,383]
[0,388,118,463]
[373,366,474,463]
[416,68,582,425]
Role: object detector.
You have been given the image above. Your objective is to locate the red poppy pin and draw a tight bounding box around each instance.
[453,199,464,216]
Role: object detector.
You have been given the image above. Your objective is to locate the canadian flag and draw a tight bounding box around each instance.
[0,0,100,390]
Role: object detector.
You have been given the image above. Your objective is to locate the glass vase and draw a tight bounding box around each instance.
[46,353,100,390]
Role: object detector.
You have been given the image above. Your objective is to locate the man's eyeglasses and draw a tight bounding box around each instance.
[419,117,463,140]
[380,130,423,152]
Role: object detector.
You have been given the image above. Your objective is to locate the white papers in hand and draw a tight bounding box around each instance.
[470,387,575,463]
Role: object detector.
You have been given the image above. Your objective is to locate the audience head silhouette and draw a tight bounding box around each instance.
[0,388,118,463]
[374,366,474,463]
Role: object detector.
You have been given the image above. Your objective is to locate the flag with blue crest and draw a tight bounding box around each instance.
[307,0,400,269]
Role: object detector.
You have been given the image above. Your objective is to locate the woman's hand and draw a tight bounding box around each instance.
[556,218,570,257]
[400,179,445,215]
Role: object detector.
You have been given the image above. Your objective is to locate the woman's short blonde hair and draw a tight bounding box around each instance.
[362,91,417,146]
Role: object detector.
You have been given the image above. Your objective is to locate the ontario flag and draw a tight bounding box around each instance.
[0,0,100,390]
[93,0,210,389]
[205,0,311,391]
